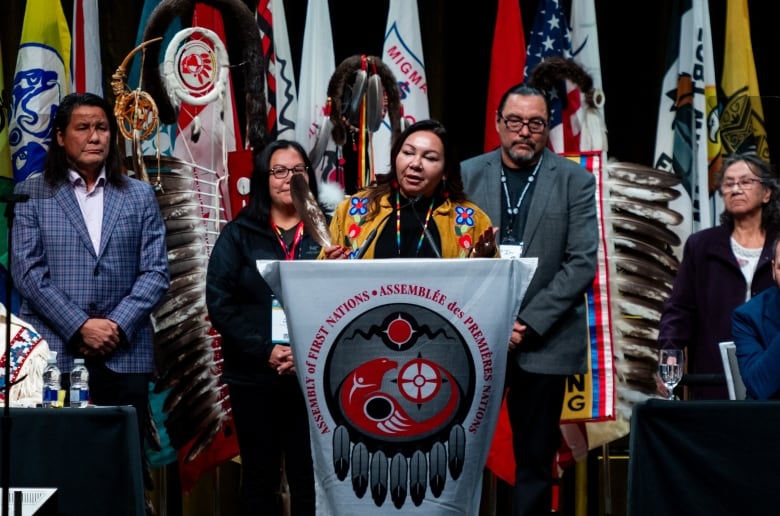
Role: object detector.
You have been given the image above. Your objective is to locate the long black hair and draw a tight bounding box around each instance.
[240,140,318,225]
[43,92,124,187]
[364,119,466,221]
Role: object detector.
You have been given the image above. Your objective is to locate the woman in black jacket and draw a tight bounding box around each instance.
[206,140,321,516]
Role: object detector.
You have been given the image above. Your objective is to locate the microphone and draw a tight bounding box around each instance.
[0,194,30,203]
[352,194,434,259]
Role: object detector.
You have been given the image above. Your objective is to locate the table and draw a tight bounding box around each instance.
[627,399,780,516]
[0,406,145,516]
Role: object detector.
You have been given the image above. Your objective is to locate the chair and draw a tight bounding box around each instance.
[719,341,747,400]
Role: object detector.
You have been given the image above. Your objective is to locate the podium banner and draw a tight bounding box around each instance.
[258,258,536,515]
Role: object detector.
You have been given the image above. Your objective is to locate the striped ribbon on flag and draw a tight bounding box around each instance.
[9,0,71,183]
[71,0,103,96]
[257,0,297,141]
[483,0,525,153]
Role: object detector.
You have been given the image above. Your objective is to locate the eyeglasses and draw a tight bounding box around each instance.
[498,114,547,134]
[270,165,308,179]
[719,177,764,193]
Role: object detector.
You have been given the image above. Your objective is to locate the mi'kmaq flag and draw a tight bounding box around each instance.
[9,0,71,183]
[654,0,722,237]
[373,0,430,175]
[258,258,535,515]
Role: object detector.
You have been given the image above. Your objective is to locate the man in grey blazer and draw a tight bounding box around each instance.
[11,93,169,496]
[461,83,598,516]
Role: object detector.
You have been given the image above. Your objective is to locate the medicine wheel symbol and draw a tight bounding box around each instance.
[398,357,442,404]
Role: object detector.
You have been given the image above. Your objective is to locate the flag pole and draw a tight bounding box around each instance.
[1,193,30,516]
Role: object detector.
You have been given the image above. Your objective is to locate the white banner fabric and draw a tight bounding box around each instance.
[258,258,536,515]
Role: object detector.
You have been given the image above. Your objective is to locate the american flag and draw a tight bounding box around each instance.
[524,0,580,153]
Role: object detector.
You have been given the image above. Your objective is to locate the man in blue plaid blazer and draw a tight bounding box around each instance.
[10,92,169,492]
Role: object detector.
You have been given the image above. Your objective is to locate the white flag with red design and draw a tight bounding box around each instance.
[70,0,102,96]
[257,0,297,141]
[374,0,430,175]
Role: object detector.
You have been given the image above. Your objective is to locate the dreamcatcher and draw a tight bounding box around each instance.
[110,36,164,185]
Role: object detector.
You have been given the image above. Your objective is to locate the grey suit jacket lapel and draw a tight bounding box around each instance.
[483,151,503,227]
[100,184,122,258]
[522,149,557,247]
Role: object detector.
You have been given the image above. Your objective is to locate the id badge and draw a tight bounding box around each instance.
[271,297,290,344]
[499,243,523,259]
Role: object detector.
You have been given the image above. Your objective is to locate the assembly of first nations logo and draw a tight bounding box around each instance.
[322,303,476,509]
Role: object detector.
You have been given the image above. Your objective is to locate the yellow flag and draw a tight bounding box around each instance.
[721,0,769,161]
[9,0,71,183]
[1,47,10,182]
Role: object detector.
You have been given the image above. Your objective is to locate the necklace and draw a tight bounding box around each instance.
[395,190,435,256]
[270,220,304,261]
[500,155,543,239]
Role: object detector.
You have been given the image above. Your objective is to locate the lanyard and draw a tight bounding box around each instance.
[500,155,543,237]
[270,220,304,261]
[396,190,435,257]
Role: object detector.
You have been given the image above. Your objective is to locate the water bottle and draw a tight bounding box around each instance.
[69,358,90,408]
[41,351,61,408]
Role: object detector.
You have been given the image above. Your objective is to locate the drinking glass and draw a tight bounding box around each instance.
[658,348,684,400]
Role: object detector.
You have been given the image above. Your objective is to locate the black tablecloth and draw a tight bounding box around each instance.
[0,406,145,516]
[628,399,780,516]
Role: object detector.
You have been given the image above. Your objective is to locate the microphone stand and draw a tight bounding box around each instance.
[1,193,30,516]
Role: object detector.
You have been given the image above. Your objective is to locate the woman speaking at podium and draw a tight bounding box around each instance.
[320,119,498,260]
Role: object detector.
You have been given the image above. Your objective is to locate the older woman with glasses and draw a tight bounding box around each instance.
[658,153,780,400]
[206,140,321,515]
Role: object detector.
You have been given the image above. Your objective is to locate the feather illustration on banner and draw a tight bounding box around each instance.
[9,0,71,183]
[653,0,721,237]
[70,0,102,96]
[257,0,298,141]
[720,0,769,162]
[296,0,337,185]
[375,0,430,174]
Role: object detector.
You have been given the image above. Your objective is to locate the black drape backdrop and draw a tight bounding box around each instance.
[2,0,778,172]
